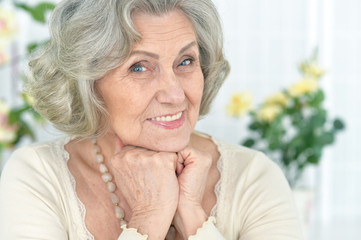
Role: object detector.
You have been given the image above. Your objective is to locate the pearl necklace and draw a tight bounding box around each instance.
[92,138,127,228]
[92,138,176,239]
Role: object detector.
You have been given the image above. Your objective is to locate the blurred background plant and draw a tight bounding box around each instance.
[0,94,43,160]
[227,51,345,187]
[0,1,54,163]
[0,4,17,65]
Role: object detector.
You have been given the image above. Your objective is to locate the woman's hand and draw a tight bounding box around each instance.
[173,147,213,238]
[110,136,181,239]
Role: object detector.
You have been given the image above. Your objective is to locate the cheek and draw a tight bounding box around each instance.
[190,71,204,105]
[110,95,148,123]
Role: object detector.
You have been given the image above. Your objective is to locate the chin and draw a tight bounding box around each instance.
[143,134,191,153]
[156,143,188,153]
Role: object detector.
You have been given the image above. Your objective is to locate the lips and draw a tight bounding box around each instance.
[149,112,183,122]
[147,111,185,129]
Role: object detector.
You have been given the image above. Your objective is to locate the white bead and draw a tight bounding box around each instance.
[107,182,116,192]
[93,145,100,154]
[120,219,127,227]
[96,154,104,163]
[102,173,113,182]
[110,193,119,204]
[115,205,125,219]
[91,138,97,144]
[99,164,108,173]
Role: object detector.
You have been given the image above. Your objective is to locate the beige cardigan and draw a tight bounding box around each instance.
[0,136,303,239]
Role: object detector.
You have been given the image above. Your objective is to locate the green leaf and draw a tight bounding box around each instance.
[333,118,345,130]
[249,121,262,131]
[243,138,255,147]
[308,90,325,106]
[269,140,282,150]
[27,43,40,54]
[307,155,320,164]
[8,109,22,124]
[14,120,35,145]
[14,2,55,23]
[310,109,327,128]
[8,106,30,124]
[27,40,49,55]
[318,131,335,146]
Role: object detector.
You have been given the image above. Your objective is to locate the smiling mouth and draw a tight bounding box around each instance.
[149,112,183,122]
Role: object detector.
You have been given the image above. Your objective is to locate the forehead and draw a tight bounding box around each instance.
[131,10,197,48]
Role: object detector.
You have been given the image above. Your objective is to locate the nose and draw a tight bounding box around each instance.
[155,69,185,105]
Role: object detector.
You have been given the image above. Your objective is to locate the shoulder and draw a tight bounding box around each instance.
[0,137,71,194]
[0,138,72,239]
[212,136,293,204]
[213,137,282,177]
[211,137,302,238]
[2,137,68,177]
[0,137,71,212]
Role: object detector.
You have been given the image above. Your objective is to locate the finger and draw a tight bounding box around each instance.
[176,153,184,176]
[178,147,195,166]
[177,152,185,165]
[172,153,178,172]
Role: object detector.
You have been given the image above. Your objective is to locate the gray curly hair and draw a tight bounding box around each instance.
[26,0,230,138]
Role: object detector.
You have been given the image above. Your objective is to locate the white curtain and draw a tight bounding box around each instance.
[196,0,361,239]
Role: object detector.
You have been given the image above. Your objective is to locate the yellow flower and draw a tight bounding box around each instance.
[288,78,319,97]
[265,92,289,107]
[256,105,282,123]
[302,62,325,79]
[22,92,35,106]
[226,92,253,118]
[0,99,10,114]
[0,126,17,143]
[0,100,17,143]
[0,7,17,65]
[0,7,17,40]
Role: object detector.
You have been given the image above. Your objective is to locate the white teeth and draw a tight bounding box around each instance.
[151,112,182,122]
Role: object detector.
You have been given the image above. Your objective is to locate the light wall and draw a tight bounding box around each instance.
[195,0,361,239]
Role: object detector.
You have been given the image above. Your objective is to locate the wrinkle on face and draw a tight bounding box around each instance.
[132,10,197,57]
[97,10,204,152]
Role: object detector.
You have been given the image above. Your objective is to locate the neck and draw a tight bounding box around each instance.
[95,132,117,160]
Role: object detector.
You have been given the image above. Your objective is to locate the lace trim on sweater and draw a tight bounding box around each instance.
[188,216,217,239]
[55,137,95,240]
[120,225,149,239]
[210,136,224,218]
[58,136,225,240]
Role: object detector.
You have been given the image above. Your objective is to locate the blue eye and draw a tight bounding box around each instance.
[132,65,146,72]
[180,59,193,66]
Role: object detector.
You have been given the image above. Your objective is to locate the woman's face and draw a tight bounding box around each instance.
[97,10,204,152]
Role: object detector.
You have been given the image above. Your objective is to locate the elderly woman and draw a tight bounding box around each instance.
[0,0,302,239]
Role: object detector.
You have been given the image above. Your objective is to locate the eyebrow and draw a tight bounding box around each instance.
[129,41,197,59]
